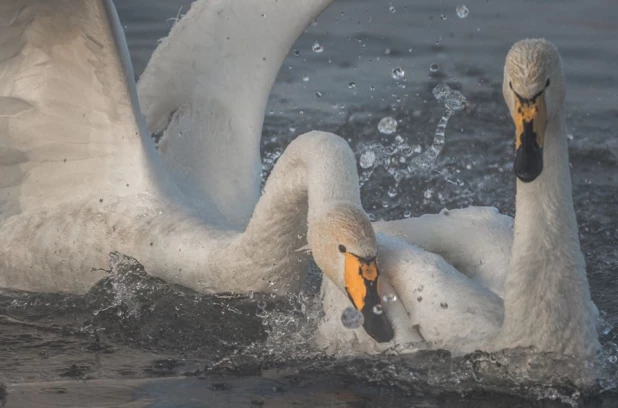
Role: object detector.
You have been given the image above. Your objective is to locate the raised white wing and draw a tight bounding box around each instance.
[137,0,335,228]
[0,0,171,220]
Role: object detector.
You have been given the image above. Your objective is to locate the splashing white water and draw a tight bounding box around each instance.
[357,83,467,186]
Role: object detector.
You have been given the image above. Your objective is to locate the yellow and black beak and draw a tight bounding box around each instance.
[512,87,547,182]
[344,252,394,343]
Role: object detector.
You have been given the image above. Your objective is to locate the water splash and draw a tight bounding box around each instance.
[391,67,405,80]
[456,5,470,18]
[357,83,467,187]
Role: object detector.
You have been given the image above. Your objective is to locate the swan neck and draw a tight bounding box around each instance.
[229,133,361,291]
[498,113,599,355]
[514,114,576,236]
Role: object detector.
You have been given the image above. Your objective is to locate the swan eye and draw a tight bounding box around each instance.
[338,244,347,253]
[545,78,551,88]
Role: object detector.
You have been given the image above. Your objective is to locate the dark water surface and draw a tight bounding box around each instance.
[2,0,618,406]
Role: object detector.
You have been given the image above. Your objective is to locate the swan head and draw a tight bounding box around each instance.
[308,202,394,343]
[503,38,565,182]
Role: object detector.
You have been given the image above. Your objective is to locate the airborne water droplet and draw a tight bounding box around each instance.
[373,304,383,315]
[456,5,469,18]
[360,150,376,169]
[378,116,398,135]
[341,306,364,329]
[312,41,324,53]
[391,67,405,80]
[429,63,439,72]
[383,294,397,303]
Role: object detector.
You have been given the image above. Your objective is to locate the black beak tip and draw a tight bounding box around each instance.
[361,307,394,343]
[514,147,543,183]
[515,170,540,183]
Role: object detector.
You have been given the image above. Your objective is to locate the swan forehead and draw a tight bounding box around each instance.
[328,207,377,257]
[506,38,560,98]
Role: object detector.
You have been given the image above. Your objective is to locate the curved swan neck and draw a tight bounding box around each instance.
[218,132,361,292]
[498,112,599,356]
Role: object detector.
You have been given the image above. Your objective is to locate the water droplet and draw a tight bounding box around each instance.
[341,306,364,329]
[360,150,376,169]
[302,75,310,82]
[378,116,398,135]
[391,67,405,80]
[373,304,383,315]
[440,14,447,20]
[293,49,301,56]
[403,210,411,218]
[429,63,439,72]
[388,5,396,13]
[432,83,467,112]
[424,189,433,199]
[315,91,323,98]
[348,81,356,89]
[383,294,397,303]
[289,126,296,133]
[387,186,397,198]
[609,355,618,364]
[384,48,391,55]
[394,135,404,144]
[312,41,324,53]
[456,5,469,18]
[369,85,375,91]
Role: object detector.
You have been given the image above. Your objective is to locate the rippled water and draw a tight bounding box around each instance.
[2,0,617,406]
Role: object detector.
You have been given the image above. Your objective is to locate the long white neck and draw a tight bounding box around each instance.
[496,113,599,356]
[137,0,335,228]
[210,132,361,293]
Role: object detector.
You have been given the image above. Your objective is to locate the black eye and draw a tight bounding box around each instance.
[338,245,346,253]
[545,78,551,87]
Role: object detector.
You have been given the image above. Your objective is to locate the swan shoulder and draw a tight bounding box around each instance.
[0,0,171,220]
[374,206,513,297]
[137,0,335,227]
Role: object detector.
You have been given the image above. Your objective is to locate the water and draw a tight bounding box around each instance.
[2,0,618,406]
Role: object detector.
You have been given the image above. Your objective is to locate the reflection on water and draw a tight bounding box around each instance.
[2,0,618,406]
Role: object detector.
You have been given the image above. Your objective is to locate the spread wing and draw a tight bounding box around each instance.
[0,0,172,220]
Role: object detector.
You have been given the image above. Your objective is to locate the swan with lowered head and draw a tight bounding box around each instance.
[0,0,403,343]
[318,39,600,359]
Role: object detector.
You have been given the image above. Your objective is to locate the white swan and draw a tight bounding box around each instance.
[318,38,600,358]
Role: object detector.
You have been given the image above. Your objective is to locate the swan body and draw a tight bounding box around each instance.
[317,39,600,358]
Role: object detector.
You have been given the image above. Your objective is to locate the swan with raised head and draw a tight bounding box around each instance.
[318,38,600,358]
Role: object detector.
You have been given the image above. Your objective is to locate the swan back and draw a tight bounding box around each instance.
[0,0,172,220]
[137,0,335,228]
